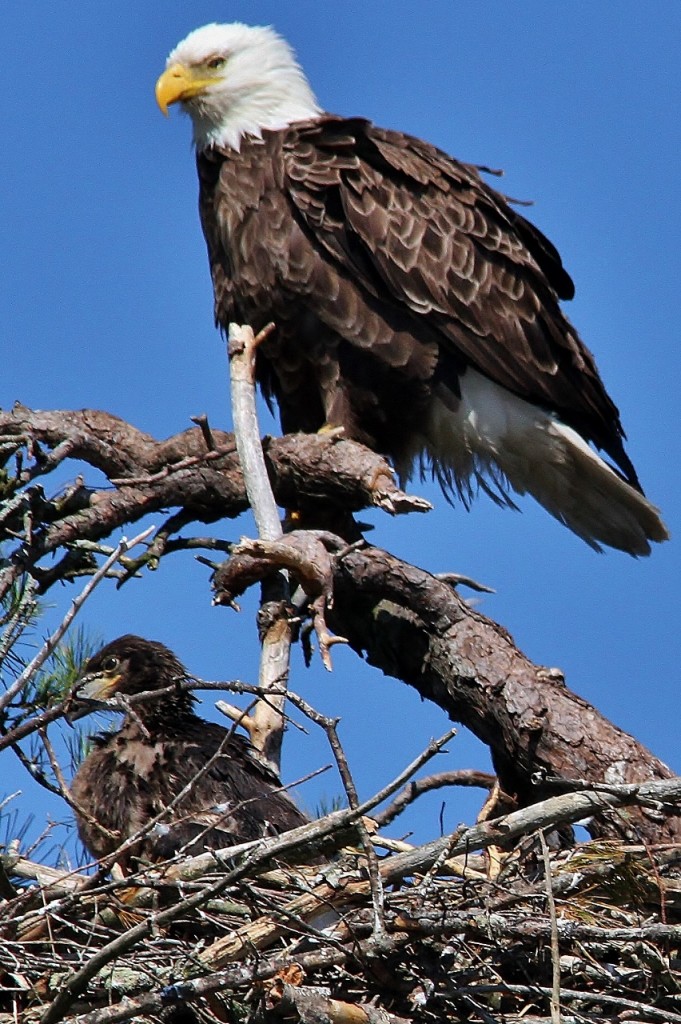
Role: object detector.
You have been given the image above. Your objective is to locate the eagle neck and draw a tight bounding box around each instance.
[126,690,198,736]
[192,90,321,152]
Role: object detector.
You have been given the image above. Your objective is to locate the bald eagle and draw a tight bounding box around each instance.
[155,23,668,555]
[70,635,308,864]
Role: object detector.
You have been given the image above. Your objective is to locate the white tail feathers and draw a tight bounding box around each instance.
[421,369,669,556]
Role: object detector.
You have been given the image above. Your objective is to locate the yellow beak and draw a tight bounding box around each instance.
[77,672,122,702]
[155,63,214,115]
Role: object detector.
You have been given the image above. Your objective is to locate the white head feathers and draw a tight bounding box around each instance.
[163,22,321,151]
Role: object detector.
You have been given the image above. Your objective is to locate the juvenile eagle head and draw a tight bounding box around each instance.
[75,634,192,710]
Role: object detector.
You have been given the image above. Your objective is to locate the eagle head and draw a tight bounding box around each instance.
[155,22,321,151]
[74,634,187,704]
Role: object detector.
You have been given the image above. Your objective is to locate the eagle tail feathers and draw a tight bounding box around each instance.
[529,419,669,556]
[426,457,520,513]
[420,370,668,556]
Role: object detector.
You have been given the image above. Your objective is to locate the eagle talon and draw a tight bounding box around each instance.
[317,424,346,439]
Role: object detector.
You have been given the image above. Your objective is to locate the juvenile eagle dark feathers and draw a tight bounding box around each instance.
[70,635,308,864]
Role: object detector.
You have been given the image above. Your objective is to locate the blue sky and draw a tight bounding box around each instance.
[2,3,679,855]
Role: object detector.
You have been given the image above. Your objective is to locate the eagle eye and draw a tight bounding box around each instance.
[206,55,227,70]
[102,655,120,673]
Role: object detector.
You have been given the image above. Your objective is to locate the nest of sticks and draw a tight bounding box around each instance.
[2,789,681,1024]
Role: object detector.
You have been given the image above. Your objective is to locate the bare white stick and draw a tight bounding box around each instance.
[228,323,281,540]
[540,829,563,1024]
[228,322,291,774]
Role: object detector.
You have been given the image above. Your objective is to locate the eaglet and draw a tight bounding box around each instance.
[70,635,308,865]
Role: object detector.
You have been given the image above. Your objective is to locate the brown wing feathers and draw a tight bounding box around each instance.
[281,119,634,481]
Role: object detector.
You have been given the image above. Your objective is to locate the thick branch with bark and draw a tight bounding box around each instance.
[328,547,680,841]
[212,535,680,844]
[0,406,425,595]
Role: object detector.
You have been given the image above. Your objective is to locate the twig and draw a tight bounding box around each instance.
[369,834,488,880]
[642,833,669,925]
[372,767,495,827]
[228,321,291,775]
[435,570,495,594]
[2,735,62,796]
[415,827,467,907]
[0,573,38,667]
[109,444,233,485]
[311,710,386,936]
[190,412,217,451]
[539,829,562,1024]
[453,984,681,1024]
[0,674,294,758]
[37,728,116,846]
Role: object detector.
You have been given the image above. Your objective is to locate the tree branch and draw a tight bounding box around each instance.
[227,322,293,774]
[372,769,496,828]
[325,546,681,843]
